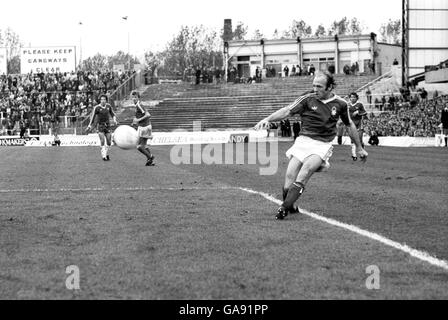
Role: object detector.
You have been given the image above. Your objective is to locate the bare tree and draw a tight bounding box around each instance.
[379,19,402,45]
[233,22,248,41]
[328,17,350,36]
[0,27,22,73]
[314,24,327,37]
[349,17,364,35]
[252,29,264,40]
[272,29,280,40]
[80,54,109,71]
[283,20,313,39]
[153,25,222,76]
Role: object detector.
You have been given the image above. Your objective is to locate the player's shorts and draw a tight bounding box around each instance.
[137,124,152,139]
[443,128,448,135]
[97,122,111,134]
[286,135,333,171]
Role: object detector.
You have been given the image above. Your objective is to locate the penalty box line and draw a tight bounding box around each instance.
[239,187,448,272]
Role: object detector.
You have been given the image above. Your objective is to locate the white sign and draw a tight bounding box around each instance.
[0,47,7,75]
[331,136,438,147]
[20,46,76,74]
[25,131,268,147]
[113,64,125,73]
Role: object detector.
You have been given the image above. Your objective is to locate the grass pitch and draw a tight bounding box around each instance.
[0,143,447,299]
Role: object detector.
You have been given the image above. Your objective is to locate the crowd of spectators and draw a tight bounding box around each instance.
[369,87,430,112]
[0,70,134,136]
[363,94,448,137]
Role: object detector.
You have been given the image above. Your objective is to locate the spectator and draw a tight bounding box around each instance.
[215,68,221,84]
[255,66,262,83]
[283,65,289,77]
[368,131,379,146]
[280,120,288,137]
[292,120,301,140]
[309,64,315,76]
[366,87,372,106]
[381,96,386,111]
[420,87,428,103]
[284,118,291,137]
[195,68,201,85]
[374,97,380,110]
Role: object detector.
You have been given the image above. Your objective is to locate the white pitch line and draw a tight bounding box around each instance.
[0,186,235,193]
[239,187,448,272]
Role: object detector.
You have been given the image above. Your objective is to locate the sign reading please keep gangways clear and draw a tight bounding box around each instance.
[20,46,76,74]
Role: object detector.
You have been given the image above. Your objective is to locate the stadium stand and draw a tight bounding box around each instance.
[0,70,135,136]
[124,74,378,131]
[2,70,445,138]
[363,94,447,137]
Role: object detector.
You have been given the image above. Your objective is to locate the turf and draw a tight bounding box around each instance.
[0,143,447,299]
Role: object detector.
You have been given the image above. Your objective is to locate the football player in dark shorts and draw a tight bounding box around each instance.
[347,92,368,160]
[87,94,118,161]
[255,71,368,220]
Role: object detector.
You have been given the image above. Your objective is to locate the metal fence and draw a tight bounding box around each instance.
[0,116,90,136]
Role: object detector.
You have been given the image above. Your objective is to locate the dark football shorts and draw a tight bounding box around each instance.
[97,122,111,134]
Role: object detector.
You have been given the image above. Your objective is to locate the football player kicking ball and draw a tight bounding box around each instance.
[131,91,155,166]
[87,94,118,161]
[254,71,368,220]
[347,92,367,160]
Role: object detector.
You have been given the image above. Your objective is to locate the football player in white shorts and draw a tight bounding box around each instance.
[131,91,155,166]
[255,71,368,220]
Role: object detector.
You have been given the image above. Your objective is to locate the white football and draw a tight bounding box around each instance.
[113,125,138,150]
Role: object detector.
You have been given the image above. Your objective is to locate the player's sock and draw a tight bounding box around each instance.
[137,145,146,156]
[144,147,153,159]
[282,187,300,213]
[101,145,106,158]
[337,136,342,145]
[351,144,356,157]
[282,182,305,211]
[445,137,447,147]
[282,187,288,201]
[105,145,111,160]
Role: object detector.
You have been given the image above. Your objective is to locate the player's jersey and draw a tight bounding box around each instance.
[134,102,150,127]
[287,92,350,143]
[348,101,367,128]
[93,104,115,124]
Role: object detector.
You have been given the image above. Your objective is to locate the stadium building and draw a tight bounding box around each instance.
[226,33,401,79]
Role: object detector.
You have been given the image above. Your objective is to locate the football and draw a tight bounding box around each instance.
[112,125,138,150]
